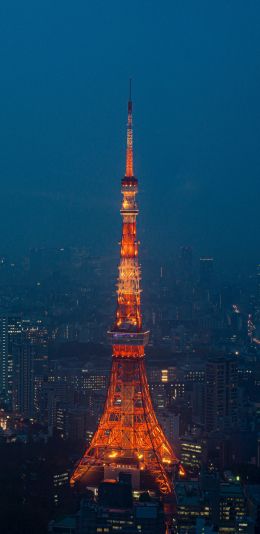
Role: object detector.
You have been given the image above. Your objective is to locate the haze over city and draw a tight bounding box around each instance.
[0,2,260,534]
[0,1,259,271]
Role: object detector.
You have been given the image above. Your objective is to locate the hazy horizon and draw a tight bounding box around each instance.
[0,1,259,273]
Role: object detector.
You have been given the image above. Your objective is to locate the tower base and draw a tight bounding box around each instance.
[73,465,161,495]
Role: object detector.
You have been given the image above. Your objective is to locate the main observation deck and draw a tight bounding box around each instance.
[107,329,149,346]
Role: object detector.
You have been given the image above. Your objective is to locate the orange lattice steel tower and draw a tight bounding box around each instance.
[70,86,179,495]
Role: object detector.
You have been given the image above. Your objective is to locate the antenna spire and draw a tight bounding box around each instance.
[126,79,134,177]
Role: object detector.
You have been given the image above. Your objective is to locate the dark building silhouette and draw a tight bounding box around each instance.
[205,356,238,433]
[13,335,34,417]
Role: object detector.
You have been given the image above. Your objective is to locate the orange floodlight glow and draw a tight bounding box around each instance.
[70,89,179,496]
[179,465,186,477]
[109,452,118,459]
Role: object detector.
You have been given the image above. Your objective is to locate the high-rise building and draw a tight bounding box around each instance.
[0,316,22,404]
[22,319,49,376]
[180,435,204,474]
[219,482,247,532]
[70,90,180,495]
[0,317,8,398]
[21,319,49,418]
[252,264,260,341]
[175,479,211,530]
[205,356,238,433]
[13,335,34,417]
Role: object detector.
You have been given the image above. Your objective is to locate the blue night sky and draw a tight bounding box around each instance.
[0,1,259,271]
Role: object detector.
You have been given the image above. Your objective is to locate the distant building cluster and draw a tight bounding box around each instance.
[0,245,260,531]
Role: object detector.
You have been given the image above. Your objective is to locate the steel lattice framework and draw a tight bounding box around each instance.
[70,88,180,495]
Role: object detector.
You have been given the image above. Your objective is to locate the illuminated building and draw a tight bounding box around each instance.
[53,471,69,507]
[199,473,253,533]
[147,366,177,384]
[219,482,247,532]
[0,409,8,431]
[22,320,49,418]
[184,368,205,383]
[76,478,165,534]
[1,316,48,413]
[42,379,75,432]
[150,380,184,410]
[175,480,211,531]
[180,436,204,474]
[0,316,22,404]
[81,369,108,392]
[150,383,169,410]
[56,406,91,441]
[171,381,185,399]
[0,317,8,398]
[70,89,179,495]
[22,319,49,375]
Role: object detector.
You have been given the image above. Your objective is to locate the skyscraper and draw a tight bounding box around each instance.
[205,356,238,433]
[13,334,34,417]
[0,317,8,398]
[0,316,22,404]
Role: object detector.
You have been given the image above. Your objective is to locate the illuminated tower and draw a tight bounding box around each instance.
[71,87,179,495]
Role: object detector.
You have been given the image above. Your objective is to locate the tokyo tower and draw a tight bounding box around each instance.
[70,86,179,495]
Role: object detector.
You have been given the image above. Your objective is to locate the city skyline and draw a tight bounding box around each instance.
[0,2,260,532]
